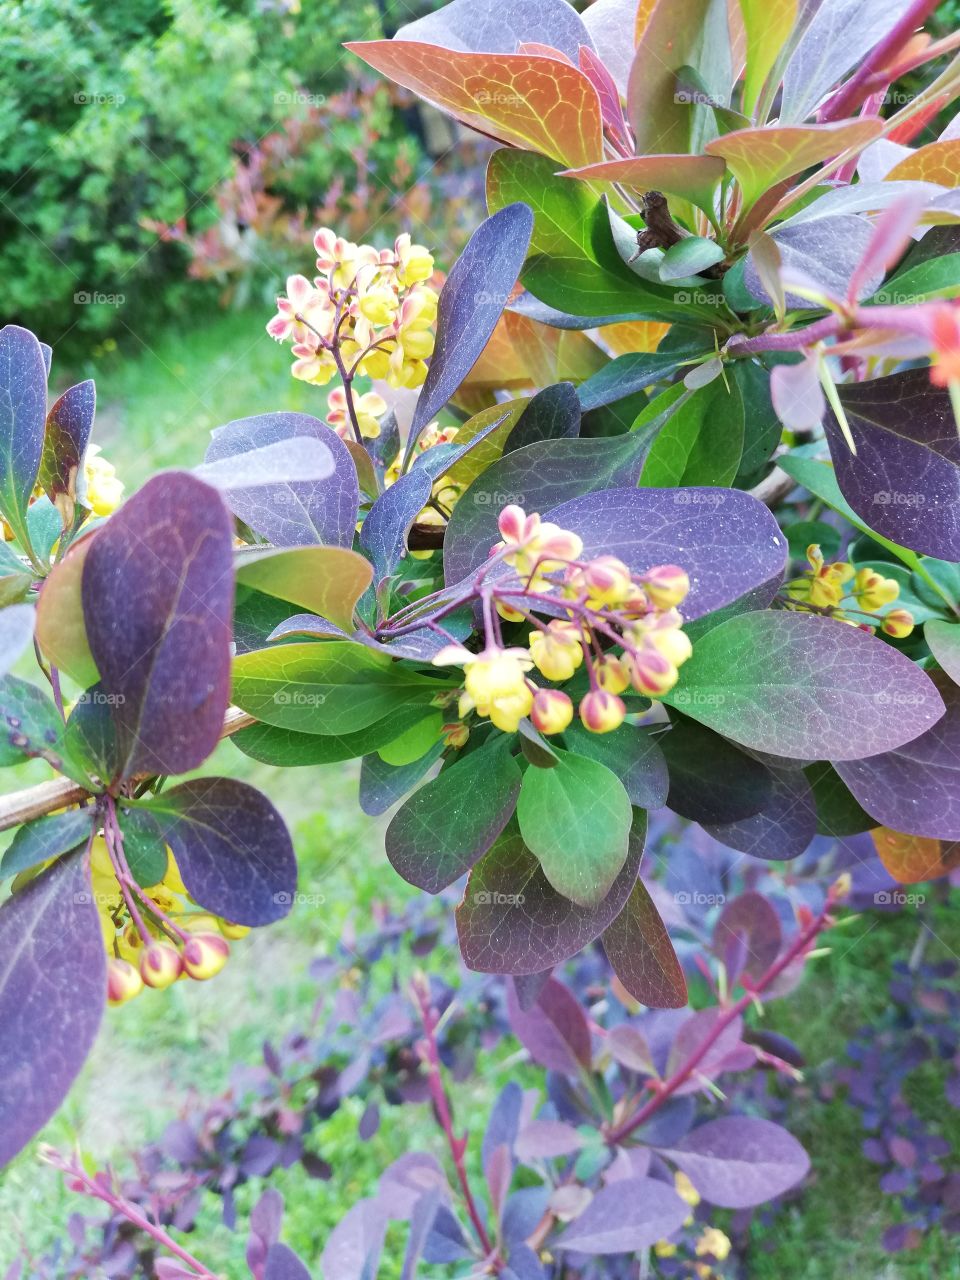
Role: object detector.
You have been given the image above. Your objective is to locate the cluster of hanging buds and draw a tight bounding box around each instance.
[266,228,437,441]
[83,818,248,1008]
[431,504,692,737]
[784,544,914,637]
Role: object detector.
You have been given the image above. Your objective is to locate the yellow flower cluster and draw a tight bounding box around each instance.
[384,422,466,557]
[785,545,914,637]
[83,445,124,517]
[266,229,437,405]
[433,504,693,738]
[86,835,248,1007]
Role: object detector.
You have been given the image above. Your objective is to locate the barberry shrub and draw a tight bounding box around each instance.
[2,0,960,1270]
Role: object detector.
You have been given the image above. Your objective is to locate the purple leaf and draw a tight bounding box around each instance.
[746,217,878,308]
[443,436,657,587]
[263,1243,311,1280]
[507,977,592,1075]
[39,379,95,515]
[712,892,783,984]
[512,969,552,1011]
[81,471,234,778]
[457,816,644,975]
[540,487,787,621]
[665,1010,745,1092]
[482,1082,524,1175]
[0,603,34,678]
[0,325,47,551]
[659,1116,810,1208]
[395,0,593,60]
[607,1024,656,1074]
[661,716,774,824]
[142,778,296,926]
[0,851,105,1167]
[662,611,945,759]
[602,879,687,1008]
[834,669,960,839]
[515,1120,585,1161]
[321,1198,388,1280]
[401,1187,442,1280]
[826,369,960,560]
[406,203,533,459]
[203,412,349,546]
[704,767,817,861]
[360,468,433,583]
[385,736,521,893]
[556,1177,689,1254]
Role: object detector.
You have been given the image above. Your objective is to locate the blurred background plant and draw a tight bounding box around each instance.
[0,0,481,350]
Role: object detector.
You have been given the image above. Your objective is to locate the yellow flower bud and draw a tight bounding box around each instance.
[695,1227,731,1260]
[529,627,583,682]
[140,941,183,989]
[219,919,251,940]
[530,688,574,735]
[675,1171,700,1207]
[595,655,630,695]
[855,567,900,611]
[107,958,143,1006]
[881,608,914,638]
[488,687,534,733]
[182,933,230,981]
[641,565,689,609]
[579,689,626,733]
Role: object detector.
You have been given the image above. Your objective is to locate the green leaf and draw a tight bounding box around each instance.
[0,808,95,879]
[377,711,443,766]
[659,237,725,282]
[0,674,91,785]
[385,735,522,893]
[640,376,744,488]
[661,611,944,760]
[803,762,874,837]
[234,546,373,633]
[785,520,841,561]
[26,497,62,565]
[231,642,449,735]
[516,748,633,908]
[562,721,669,809]
[232,702,441,767]
[732,360,782,483]
[873,252,960,304]
[116,806,169,887]
[926,619,960,687]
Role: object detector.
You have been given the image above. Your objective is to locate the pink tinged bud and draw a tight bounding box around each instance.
[107,957,143,1006]
[579,689,626,734]
[881,608,915,638]
[140,942,183,989]
[628,649,679,697]
[498,504,528,543]
[182,933,230,981]
[443,721,470,749]
[531,688,574,735]
[641,565,690,609]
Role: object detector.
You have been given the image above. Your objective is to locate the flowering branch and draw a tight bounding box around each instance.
[606,885,844,1147]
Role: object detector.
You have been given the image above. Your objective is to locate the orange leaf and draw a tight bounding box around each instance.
[706,119,885,211]
[601,321,671,356]
[871,827,960,885]
[460,311,607,392]
[346,41,604,168]
[560,154,727,211]
[887,138,960,186]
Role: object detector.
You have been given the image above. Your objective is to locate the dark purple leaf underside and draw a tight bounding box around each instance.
[508,381,581,449]
[711,891,782,983]
[385,737,522,893]
[81,471,234,778]
[406,202,534,457]
[507,977,592,1075]
[0,852,105,1168]
[205,411,357,548]
[39,379,95,508]
[263,1243,311,1280]
[0,325,47,547]
[456,815,645,975]
[602,879,687,1008]
[143,777,297,926]
[658,1115,810,1208]
[704,767,817,860]
[834,669,960,839]
[828,369,960,560]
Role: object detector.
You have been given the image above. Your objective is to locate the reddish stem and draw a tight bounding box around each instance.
[413,980,497,1265]
[819,0,941,123]
[607,900,835,1146]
